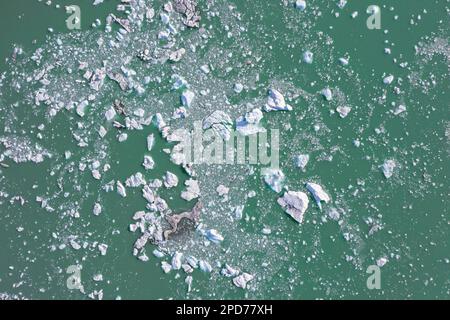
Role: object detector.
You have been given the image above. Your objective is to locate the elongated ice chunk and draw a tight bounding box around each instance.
[306,182,330,210]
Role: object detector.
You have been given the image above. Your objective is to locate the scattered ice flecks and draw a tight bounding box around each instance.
[0,136,51,164]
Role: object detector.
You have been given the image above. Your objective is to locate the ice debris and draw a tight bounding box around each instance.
[303,50,313,64]
[321,88,333,101]
[295,0,307,11]
[116,181,127,197]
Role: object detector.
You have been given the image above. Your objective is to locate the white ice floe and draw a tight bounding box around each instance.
[376,257,389,267]
[172,252,183,270]
[380,159,396,179]
[339,57,349,66]
[147,134,155,151]
[204,229,224,244]
[263,169,285,193]
[161,261,172,273]
[277,191,309,223]
[76,100,89,117]
[118,133,128,142]
[392,104,406,115]
[294,154,309,170]
[116,181,127,197]
[236,108,265,136]
[232,273,254,289]
[321,88,333,101]
[93,203,102,216]
[383,75,394,85]
[98,243,108,256]
[336,106,351,118]
[143,155,155,170]
[306,182,330,210]
[234,83,243,93]
[163,171,179,188]
[181,179,200,201]
[295,0,306,11]
[303,50,313,64]
[203,110,233,141]
[105,107,116,121]
[264,89,292,112]
[181,90,195,107]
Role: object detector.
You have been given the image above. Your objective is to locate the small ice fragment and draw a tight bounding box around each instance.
[216,185,229,196]
[199,260,212,273]
[277,191,309,223]
[393,104,406,115]
[306,182,330,210]
[98,126,107,138]
[232,273,254,289]
[294,154,309,170]
[303,50,313,64]
[163,171,179,188]
[76,100,89,117]
[181,90,195,107]
[380,159,396,179]
[172,252,183,270]
[321,88,333,101]
[118,133,128,142]
[200,64,210,74]
[116,181,127,197]
[234,83,243,93]
[105,107,116,121]
[147,134,155,151]
[336,106,351,118]
[339,57,349,66]
[93,274,103,282]
[143,155,155,170]
[205,229,224,244]
[93,203,102,216]
[263,169,285,193]
[161,261,172,273]
[295,0,306,11]
[265,89,292,112]
[376,257,388,267]
[383,75,394,85]
[98,243,108,256]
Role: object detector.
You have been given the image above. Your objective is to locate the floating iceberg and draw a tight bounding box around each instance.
[277,191,309,223]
